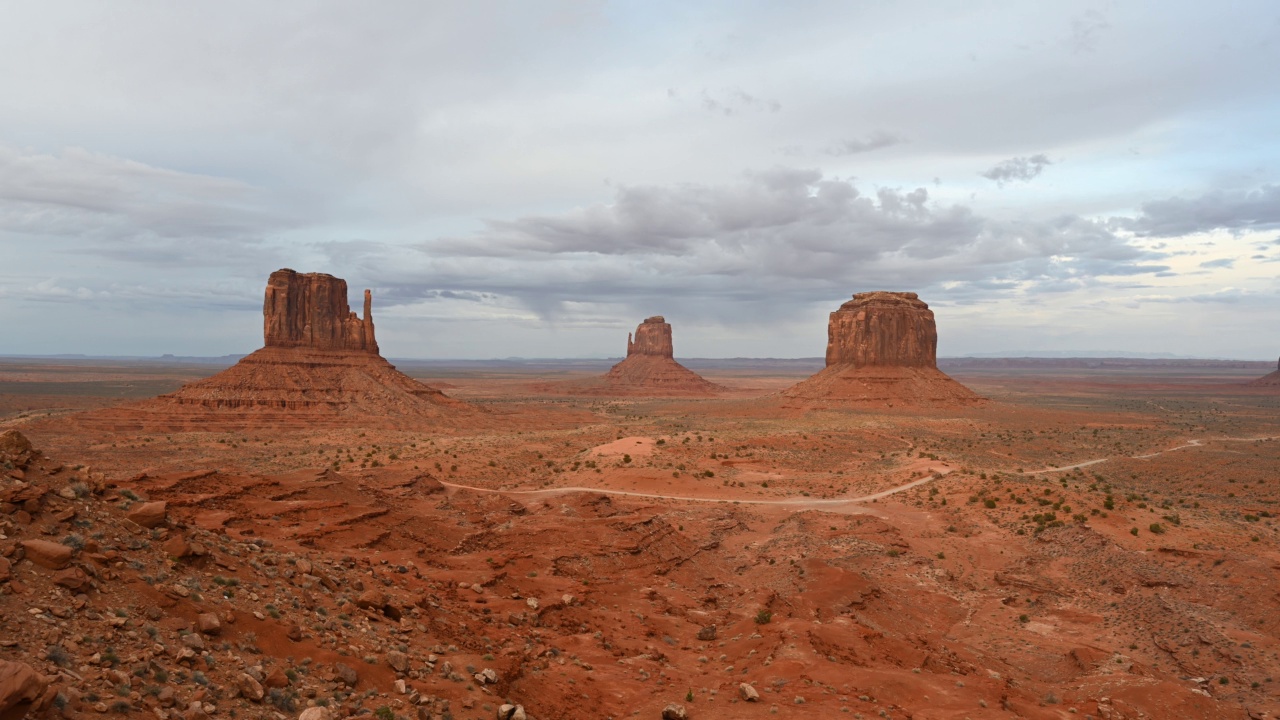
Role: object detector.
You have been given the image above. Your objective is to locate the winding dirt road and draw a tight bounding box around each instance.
[439,434,1278,509]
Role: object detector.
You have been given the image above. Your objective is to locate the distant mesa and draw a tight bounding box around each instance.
[783,291,983,406]
[1249,357,1280,386]
[77,269,462,430]
[542,316,725,397]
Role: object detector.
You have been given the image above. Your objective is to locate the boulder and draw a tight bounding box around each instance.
[196,612,221,635]
[263,666,290,689]
[0,660,50,720]
[0,431,34,463]
[333,662,358,687]
[52,566,90,591]
[355,589,388,610]
[660,703,688,720]
[19,540,72,570]
[236,673,264,702]
[298,708,331,720]
[126,501,167,529]
[739,683,760,702]
[496,705,527,720]
[696,625,716,641]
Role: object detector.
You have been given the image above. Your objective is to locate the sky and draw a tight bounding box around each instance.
[1,1,1278,359]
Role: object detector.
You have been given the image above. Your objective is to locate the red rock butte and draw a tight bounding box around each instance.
[784,291,983,406]
[1249,357,1280,386]
[75,269,462,430]
[544,316,724,397]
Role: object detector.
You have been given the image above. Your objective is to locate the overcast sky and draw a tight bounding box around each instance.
[2,1,1278,359]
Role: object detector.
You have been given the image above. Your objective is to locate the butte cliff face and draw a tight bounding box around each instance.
[784,291,982,406]
[78,269,461,430]
[545,316,724,397]
[626,316,675,358]
[825,292,937,368]
[263,269,378,353]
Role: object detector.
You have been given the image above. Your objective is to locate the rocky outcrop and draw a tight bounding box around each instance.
[626,316,674,358]
[785,291,982,406]
[825,292,936,368]
[1249,357,1280,386]
[263,269,377,353]
[75,269,462,430]
[541,316,724,397]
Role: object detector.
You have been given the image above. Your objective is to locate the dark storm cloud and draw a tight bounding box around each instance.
[980,155,1053,186]
[1124,184,1280,237]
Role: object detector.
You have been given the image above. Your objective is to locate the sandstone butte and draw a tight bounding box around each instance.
[1249,357,1280,386]
[76,269,462,430]
[547,316,724,397]
[783,291,983,406]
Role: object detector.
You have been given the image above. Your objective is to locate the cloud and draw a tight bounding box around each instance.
[420,168,1165,322]
[698,88,781,116]
[0,144,299,271]
[1068,10,1111,54]
[1124,184,1280,237]
[1199,257,1235,268]
[980,154,1053,186]
[824,132,903,156]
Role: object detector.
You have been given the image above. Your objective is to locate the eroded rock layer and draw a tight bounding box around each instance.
[825,292,936,367]
[786,291,982,406]
[627,316,675,358]
[264,268,378,353]
[74,270,460,429]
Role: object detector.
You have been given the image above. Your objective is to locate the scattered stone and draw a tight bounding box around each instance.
[496,704,527,720]
[355,588,388,609]
[298,708,331,720]
[333,662,358,687]
[386,651,409,673]
[263,666,289,689]
[126,501,168,529]
[236,673,265,702]
[661,703,688,720]
[18,540,72,570]
[52,566,91,591]
[196,612,222,635]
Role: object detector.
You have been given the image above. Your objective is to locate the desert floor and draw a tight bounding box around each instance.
[3,358,1280,720]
